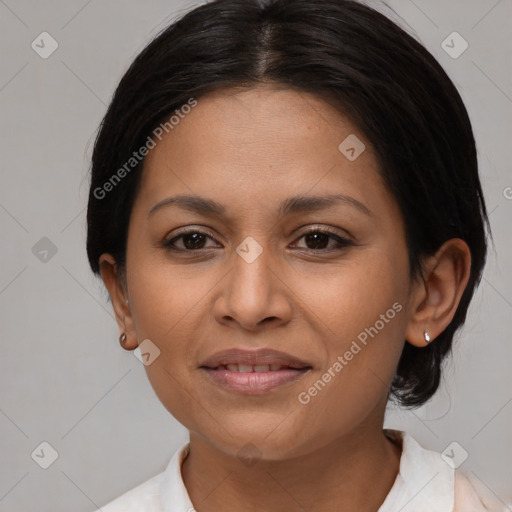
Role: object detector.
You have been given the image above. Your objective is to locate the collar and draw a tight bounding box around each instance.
[159,441,194,511]
[158,430,454,512]
[378,429,454,511]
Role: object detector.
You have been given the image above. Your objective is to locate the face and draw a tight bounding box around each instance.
[114,85,417,460]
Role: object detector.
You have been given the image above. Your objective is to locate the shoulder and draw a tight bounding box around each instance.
[92,472,164,512]
[380,430,509,512]
[453,471,511,512]
[90,441,192,512]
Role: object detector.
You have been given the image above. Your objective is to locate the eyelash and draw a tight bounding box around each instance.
[162,227,354,254]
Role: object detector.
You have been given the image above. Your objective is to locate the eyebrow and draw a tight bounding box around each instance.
[148,193,373,219]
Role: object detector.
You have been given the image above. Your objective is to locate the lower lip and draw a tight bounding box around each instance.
[201,367,309,395]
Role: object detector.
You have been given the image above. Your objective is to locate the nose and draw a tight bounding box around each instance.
[213,241,293,332]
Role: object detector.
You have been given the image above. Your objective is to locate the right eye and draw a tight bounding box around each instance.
[163,229,221,252]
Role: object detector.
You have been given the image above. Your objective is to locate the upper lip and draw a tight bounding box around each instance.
[199,348,312,369]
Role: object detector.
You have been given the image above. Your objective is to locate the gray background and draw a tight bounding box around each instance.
[0,0,511,510]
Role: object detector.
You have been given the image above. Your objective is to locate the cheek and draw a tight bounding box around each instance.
[290,248,409,406]
[124,248,224,400]
[124,254,212,430]
[293,246,409,342]
[126,251,214,338]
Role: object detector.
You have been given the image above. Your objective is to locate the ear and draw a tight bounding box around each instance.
[99,253,138,351]
[405,238,471,347]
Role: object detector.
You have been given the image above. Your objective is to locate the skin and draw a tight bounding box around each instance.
[99,84,471,512]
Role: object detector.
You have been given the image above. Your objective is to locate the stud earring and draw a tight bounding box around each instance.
[119,333,128,346]
[424,331,431,344]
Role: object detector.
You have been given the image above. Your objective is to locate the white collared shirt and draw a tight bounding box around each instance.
[94,429,508,512]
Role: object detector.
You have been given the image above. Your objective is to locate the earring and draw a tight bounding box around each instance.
[424,331,431,344]
[119,333,128,346]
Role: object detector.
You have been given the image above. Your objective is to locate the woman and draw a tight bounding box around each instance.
[86,0,505,510]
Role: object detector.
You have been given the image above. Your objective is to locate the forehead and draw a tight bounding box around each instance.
[135,84,390,220]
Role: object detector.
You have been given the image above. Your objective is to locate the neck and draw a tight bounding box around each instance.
[181,426,401,512]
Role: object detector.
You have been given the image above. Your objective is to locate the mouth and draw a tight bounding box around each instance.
[199,348,312,395]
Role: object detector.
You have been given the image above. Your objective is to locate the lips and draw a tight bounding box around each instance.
[199,348,312,395]
[216,363,293,372]
[200,348,311,370]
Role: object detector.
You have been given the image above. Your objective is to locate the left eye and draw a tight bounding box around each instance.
[293,230,353,251]
[163,229,352,252]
